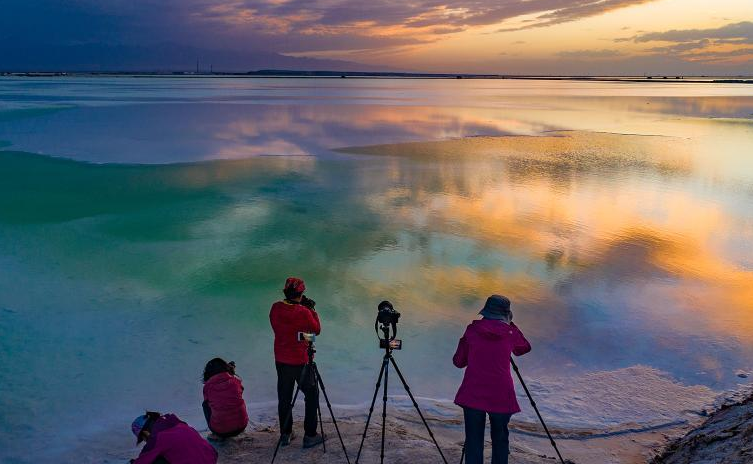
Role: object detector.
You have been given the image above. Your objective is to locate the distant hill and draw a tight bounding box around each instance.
[0,42,389,73]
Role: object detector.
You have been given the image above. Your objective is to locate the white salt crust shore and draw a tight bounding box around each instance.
[54,366,752,464]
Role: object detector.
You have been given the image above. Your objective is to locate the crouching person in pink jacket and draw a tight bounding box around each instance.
[453,295,532,464]
[130,412,217,464]
[202,357,249,439]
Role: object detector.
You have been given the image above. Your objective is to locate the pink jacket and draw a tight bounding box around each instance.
[203,372,249,434]
[453,319,531,414]
[133,414,217,464]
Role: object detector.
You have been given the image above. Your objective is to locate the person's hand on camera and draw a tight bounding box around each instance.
[301,295,316,311]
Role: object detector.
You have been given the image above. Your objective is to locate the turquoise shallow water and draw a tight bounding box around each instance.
[0,77,752,462]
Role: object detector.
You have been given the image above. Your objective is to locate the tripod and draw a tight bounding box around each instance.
[458,358,566,464]
[355,323,448,464]
[270,342,351,464]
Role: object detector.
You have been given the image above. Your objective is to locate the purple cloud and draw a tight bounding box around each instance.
[557,48,625,58]
[632,21,753,44]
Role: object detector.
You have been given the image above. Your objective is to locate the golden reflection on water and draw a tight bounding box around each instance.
[344,131,753,347]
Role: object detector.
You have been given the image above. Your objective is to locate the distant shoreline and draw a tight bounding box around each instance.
[2,70,752,84]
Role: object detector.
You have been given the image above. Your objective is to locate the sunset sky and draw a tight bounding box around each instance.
[2,0,752,74]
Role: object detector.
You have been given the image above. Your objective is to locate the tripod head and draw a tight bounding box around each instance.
[376,321,403,352]
[298,332,317,364]
[306,341,316,363]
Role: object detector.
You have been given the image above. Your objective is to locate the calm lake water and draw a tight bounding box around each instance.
[0,77,752,462]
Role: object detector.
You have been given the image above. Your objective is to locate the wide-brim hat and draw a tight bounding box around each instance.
[479,294,512,321]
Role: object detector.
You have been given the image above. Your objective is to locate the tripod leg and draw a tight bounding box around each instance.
[318,401,326,452]
[510,358,566,464]
[309,362,326,452]
[315,365,352,464]
[380,357,388,464]
[355,358,388,464]
[271,386,301,464]
[389,357,449,464]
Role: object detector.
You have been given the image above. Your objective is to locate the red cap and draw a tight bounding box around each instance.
[284,277,306,294]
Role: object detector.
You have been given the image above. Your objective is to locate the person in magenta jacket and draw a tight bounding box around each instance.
[269,277,323,448]
[453,295,532,464]
[202,358,249,438]
[130,412,217,464]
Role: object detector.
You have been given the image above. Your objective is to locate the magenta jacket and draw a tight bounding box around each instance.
[453,319,532,414]
[203,372,249,434]
[133,414,217,464]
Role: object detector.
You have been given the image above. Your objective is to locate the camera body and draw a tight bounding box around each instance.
[298,332,316,342]
[377,300,401,325]
[301,295,316,310]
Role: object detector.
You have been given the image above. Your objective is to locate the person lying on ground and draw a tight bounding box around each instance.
[130,411,218,464]
[453,294,532,464]
[202,357,249,439]
[269,276,324,449]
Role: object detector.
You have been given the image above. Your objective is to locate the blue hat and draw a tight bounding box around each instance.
[479,295,512,321]
[131,415,148,443]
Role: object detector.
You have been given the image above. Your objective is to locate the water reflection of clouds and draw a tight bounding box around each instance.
[537,96,753,119]
[346,132,753,384]
[0,103,550,163]
[210,105,550,159]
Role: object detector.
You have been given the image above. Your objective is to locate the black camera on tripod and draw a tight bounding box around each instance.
[356,300,446,464]
[375,300,402,350]
[376,300,400,325]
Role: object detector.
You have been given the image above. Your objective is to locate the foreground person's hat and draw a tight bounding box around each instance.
[284,277,306,294]
[132,412,160,444]
[131,415,148,443]
[479,295,512,322]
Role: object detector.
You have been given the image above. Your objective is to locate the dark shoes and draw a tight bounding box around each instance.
[281,431,323,449]
[280,430,296,447]
[302,433,325,449]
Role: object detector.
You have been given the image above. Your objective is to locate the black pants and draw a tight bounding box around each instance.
[463,407,512,464]
[202,400,245,438]
[276,361,319,437]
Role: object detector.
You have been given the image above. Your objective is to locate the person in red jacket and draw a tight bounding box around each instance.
[130,412,217,464]
[269,277,322,448]
[202,358,249,438]
[453,295,532,464]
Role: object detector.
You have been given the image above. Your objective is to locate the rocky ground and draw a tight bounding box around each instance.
[652,393,753,464]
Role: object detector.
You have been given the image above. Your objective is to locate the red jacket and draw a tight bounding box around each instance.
[133,414,217,464]
[203,372,249,435]
[453,319,531,414]
[270,300,321,365]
